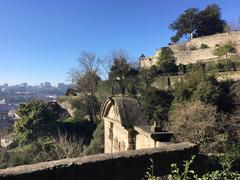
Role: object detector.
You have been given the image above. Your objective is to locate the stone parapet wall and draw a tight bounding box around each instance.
[0,142,199,180]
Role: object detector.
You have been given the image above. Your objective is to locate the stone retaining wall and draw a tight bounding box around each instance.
[0,142,199,180]
[140,31,240,68]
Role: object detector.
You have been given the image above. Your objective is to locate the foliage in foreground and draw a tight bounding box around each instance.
[144,155,240,180]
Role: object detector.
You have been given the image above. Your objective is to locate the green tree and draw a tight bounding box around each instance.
[170,4,225,42]
[169,8,199,42]
[173,66,206,103]
[192,80,221,105]
[15,100,58,144]
[109,50,131,95]
[214,43,236,58]
[196,4,226,37]
[139,88,173,128]
[83,121,104,155]
[157,47,177,74]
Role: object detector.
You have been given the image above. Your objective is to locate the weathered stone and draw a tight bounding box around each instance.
[0,142,199,180]
[140,31,240,68]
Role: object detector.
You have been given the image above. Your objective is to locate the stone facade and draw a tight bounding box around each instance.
[0,142,200,180]
[140,31,240,68]
[101,96,173,153]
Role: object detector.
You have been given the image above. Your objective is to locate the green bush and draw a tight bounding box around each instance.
[144,155,240,180]
[139,88,173,128]
[15,100,59,144]
[171,156,240,180]
[200,43,209,49]
[157,47,178,74]
[213,42,236,58]
[83,121,104,155]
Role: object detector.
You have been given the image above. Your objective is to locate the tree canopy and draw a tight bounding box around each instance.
[157,47,178,74]
[170,4,226,43]
[213,43,236,58]
[15,100,59,144]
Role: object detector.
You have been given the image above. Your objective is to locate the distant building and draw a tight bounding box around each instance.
[0,104,14,128]
[40,82,52,88]
[3,83,8,88]
[20,83,28,88]
[57,83,67,89]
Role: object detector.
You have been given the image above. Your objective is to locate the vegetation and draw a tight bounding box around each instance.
[200,43,209,49]
[15,100,59,144]
[138,88,173,128]
[170,4,226,42]
[1,3,240,175]
[213,42,236,58]
[168,101,226,153]
[144,155,240,179]
[83,121,104,155]
[156,47,178,74]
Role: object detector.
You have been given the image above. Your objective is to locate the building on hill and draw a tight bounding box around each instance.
[140,31,240,69]
[101,96,173,153]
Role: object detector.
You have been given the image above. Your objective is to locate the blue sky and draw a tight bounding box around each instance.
[0,0,239,85]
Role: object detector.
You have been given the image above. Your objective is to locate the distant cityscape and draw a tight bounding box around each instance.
[0,82,72,129]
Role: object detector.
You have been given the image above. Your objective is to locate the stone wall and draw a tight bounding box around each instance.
[170,31,240,65]
[172,49,218,65]
[0,142,201,180]
[104,118,130,153]
[215,71,240,81]
[140,31,240,68]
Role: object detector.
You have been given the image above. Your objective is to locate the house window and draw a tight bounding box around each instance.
[108,122,113,140]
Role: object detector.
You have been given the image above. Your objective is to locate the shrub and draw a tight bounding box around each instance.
[191,80,221,105]
[189,45,197,50]
[83,121,104,155]
[53,131,84,159]
[15,100,59,144]
[167,101,227,153]
[171,155,240,180]
[157,47,178,74]
[200,43,209,49]
[178,64,186,74]
[139,88,174,128]
[213,42,236,58]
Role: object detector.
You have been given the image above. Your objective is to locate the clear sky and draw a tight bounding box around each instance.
[0,0,239,85]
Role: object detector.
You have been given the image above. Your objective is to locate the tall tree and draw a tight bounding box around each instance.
[169,8,199,42]
[15,100,58,144]
[196,4,226,36]
[108,49,131,95]
[169,4,225,43]
[70,51,101,122]
[157,47,178,74]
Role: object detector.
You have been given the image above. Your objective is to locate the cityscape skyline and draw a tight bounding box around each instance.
[0,82,70,87]
[0,0,239,85]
